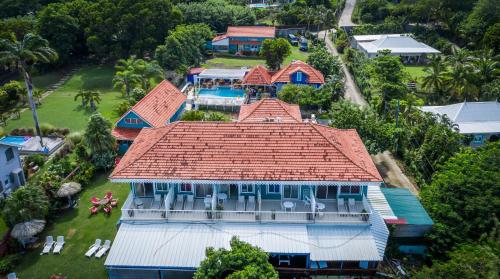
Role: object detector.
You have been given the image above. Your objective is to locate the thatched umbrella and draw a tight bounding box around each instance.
[56,182,82,206]
[11,219,46,245]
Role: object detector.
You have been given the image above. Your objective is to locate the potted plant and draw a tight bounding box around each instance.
[215,204,224,219]
[271,209,276,220]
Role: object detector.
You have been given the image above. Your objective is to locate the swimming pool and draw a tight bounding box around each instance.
[198,87,245,98]
[0,136,31,146]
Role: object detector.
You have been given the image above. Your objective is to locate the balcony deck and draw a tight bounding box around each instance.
[121,193,370,224]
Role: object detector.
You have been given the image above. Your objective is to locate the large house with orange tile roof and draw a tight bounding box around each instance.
[210,26,276,54]
[111,80,186,153]
[105,100,390,278]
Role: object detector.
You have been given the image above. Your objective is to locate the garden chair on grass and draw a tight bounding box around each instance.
[89,206,99,215]
[103,205,112,215]
[53,236,65,254]
[90,197,100,206]
[40,236,54,255]
[95,240,111,258]
[105,192,113,200]
[110,198,119,207]
[85,239,102,257]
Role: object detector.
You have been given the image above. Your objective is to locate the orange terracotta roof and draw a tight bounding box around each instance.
[188,67,205,75]
[212,34,228,42]
[111,127,143,141]
[110,122,382,182]
[242,65,273,85]
[226,26,276,38]
[238,99,302,123]
[271,60,325,84]
[125,80,186,128]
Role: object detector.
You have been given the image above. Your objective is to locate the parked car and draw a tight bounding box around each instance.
[288,34,298,46]
[299,38,308,51]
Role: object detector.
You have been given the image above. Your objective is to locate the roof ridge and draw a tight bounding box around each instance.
[275,99,302,122]
[453,101,467,122]
[310,124,381,181]
[239,99,266,121]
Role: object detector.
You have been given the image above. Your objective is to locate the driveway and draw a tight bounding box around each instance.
[338,0,358,28]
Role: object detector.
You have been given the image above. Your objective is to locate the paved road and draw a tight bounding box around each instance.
[338,0,358,28]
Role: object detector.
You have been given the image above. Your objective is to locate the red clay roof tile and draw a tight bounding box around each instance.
[227,26,276,38]
[242,65,273,85]
[110,122,382,182]
[238,99,302,123]
[271,60,325,84]
[111,127,143,141]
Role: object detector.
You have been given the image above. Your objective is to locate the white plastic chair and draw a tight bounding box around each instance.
[236,195,245,211]
[95,240,111,258]
[85,239,102,257]
[41,236,54,255]
[53,236,65,254]
[348,198,355,212]
[185,195,194,210]
[246,196,255,211]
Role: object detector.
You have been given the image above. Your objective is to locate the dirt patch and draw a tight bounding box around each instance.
[66,228,76,239]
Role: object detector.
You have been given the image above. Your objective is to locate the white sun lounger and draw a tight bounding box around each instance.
[184,195,194,210]
[236,195,245,211]
[41,236,54,255]
[348,198,356,212]
[53,236,65,254]
[85,239,102,257]
[174,194,184,210]
[95,240,111,258]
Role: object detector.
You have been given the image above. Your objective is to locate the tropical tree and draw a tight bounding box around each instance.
[0,33,58,146]
[299,6,315,30]
[259,38,291,71]
[74,89,101,110]
[194,237,278,279]
[134,59,164,91]
[446,64,478,101]
[1,185,49,226]
[205,112,230,121]
[83,113,116,169]
[113,58,142,97]
[180,110,205,121]
[421,55,449,103]
[472,49,499,100]
[307,46,343,78]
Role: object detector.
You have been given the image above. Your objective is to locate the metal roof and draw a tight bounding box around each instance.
[358,34,440,55]
[198,68,248,80]
[367,186,397,220]
[105,222,383,269]
[420,101,500,134]
[381,188,433,225]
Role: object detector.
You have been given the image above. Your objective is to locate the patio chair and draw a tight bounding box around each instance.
[348,198,355,212]
[41,236,54,255]
[110,198,119,207]
[90,197,100,206]
[85,239,102,257]
[103,205,112,215]
[278,255,291,266]
[95,240,111,258]
[105,192,113,200]
[185,195,194,210]
[246,196,255,211]
[236,195,245,211]
[53,236,65,254]
[174,194,185,210]
[337,198,347,213]
[89,206,99,215]
[7,273,17,279]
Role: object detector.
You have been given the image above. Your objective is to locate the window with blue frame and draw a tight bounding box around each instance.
[267,184,280,194]
[241,184,253,193]
[180,183,192,192]
[296,71,302,82]
[473,134,484,144]
[5,147,14,161]
[156,183,169,192]
[340,185,360,194]
[125,118,143,125]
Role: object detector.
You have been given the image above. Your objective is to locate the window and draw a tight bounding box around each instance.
[5,147,14,161]
[296,71,302,82]
[241,184,253,193]
[180,183,192,192]
[351,185,360,194]
[283,185,299,199]
[125,118,143,125]
[340,185,350,194]
[156,183,169,192]
[316,185,338,199]
[473,135,484,144]
[340,185,361,195]
[267,184,280,194]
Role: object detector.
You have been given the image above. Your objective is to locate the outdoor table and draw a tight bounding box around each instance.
[283,201,294,212]
[99,198,110,205]
[134,198,144,209]
[218,193,227,204]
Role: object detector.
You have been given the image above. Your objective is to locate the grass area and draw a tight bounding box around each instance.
[405,66,428,81]
[0,217,8,237]
[202,46,310,69]
[15,173,128,278]
[31,68,70,91]
[5,65,125,133]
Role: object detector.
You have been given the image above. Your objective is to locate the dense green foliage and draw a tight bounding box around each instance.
[279,79,344,111]
[177,0,255,33]
[307,46,343,78]
[194,237,278,279]
[181,110,231,122]
[421,142,500,256]
[0,16,36,40]
[1,185,49,226]
[259,38,291,71]
[83,113,116,169]
[155,24,213,72]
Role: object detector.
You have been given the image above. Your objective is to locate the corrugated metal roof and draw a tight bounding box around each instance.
[105,222,383,269]
[359,35,440,54]
[198,68,248,80]
[367,186,397,220]
[381,188,433,225]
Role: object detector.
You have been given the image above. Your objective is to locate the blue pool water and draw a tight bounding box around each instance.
[198,87,245,98]
[0,136,31,146]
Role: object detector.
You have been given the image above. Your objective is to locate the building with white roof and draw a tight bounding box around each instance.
[352,34,440,62]
[420,101,500,146]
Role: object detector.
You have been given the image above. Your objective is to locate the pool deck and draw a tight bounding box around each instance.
[1,136,64,155]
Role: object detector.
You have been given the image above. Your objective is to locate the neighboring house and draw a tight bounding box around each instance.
[238,98,302,123]
[209,26,276,55]
[243,61,325,93]
[105,101,389,278]
[352,34,440,62]
[112,80,186,153]
[0,141,26,198]
[420,101,500,147]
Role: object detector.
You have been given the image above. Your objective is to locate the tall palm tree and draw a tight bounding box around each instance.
[134,59,164,91]
[446,64,478,101]
[0,34,58,146]
[299,7,315,31]
[74,89,101,110]
[421,55,448,103]
[473,49,499,85]
[113,57,141,97]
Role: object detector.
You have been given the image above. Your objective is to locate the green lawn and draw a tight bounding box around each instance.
[6,65,125,133]
[405,66,428,81]
[31,68,70,91]
[202,46,310,69]
[15,173,128,278]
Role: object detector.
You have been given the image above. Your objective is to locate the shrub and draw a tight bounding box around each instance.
[66,132,83,145]
[24,154,46,168]
[205,112,230,121]
[1,186,49,226]
[114,101,131,116]
[74,142,89,161]
[53,142,74,161]
[73,161,95,186]
[131,88,146,103]
[181,110,205,121]
[10,127,34,136]
[40,123,55,135]
[0,254,21,274]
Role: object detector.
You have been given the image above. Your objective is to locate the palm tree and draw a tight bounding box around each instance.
[113,57,141,97]
[74,89,101,110]
[299,7,315,31]
[421,55,448,103]
[74,89,89,107]
[0,33,58,146]
[134,59,164,91]
[446,65,478,101]
[473,49,499,85]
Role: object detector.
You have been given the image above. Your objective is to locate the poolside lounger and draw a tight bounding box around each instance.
[185,195,194,210]
[53,236,65,254]
[174,194,185,210]
[41,236,54,255]
[236,195,245,211]
[246,196,255,211]
[95,240,111,258]
[85,239,102,257]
